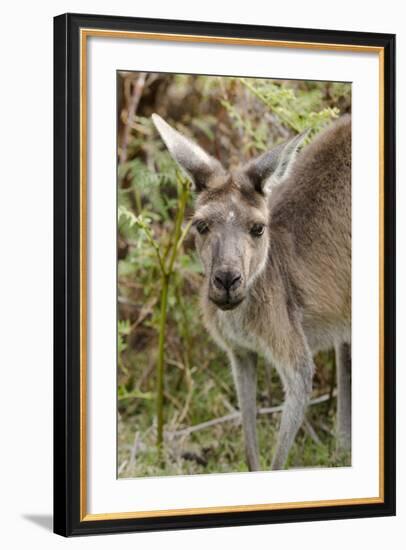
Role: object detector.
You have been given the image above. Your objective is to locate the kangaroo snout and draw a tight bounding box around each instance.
[210,268,245,310]
[213,269,242,291]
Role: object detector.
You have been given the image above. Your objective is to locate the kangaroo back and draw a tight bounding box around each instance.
[270,115,351,340]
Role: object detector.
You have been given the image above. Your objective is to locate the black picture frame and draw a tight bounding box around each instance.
[54,12,396,537]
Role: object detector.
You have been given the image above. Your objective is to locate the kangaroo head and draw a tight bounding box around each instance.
[152,114,307,311]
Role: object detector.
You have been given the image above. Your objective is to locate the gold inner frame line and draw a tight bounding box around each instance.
[79,27,385,522]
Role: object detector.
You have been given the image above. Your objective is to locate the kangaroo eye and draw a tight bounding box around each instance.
[195,220,210,235]
[250,223,265,237]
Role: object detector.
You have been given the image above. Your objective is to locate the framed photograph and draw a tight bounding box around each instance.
[53,13,396,536]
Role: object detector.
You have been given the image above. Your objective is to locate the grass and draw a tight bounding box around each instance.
[118,346,350,478]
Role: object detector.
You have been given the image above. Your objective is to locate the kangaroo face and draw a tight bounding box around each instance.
[192,175,269,310]
[151,114,307,311]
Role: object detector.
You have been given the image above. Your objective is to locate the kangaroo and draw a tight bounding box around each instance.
[152,113,351,471]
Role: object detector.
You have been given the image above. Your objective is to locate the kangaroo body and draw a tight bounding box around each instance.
[206,116,351,356]
[153,113,351,470]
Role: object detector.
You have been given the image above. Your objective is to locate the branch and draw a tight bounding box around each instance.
[119,207,166,275]
[303,418,322,446]
[166,391,336,439]
[141,224,166,275]
[176,219,193,255]
[118,295,140,308]
[119,72,147,165]
[166,175,190,276]
[128,431,141,472]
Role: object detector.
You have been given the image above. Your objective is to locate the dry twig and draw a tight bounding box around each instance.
[127,431,141,472]
[303,418,322,446]
[166,391,336,439]
[120,72,147,165]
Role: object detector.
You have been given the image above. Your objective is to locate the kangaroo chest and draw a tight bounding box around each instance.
[213,298,270,357]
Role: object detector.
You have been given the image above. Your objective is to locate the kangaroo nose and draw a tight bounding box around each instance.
[213,270,242,291]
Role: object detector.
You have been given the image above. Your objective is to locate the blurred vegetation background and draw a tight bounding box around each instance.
[117,72,351,478]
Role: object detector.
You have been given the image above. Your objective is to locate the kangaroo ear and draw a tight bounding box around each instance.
[152,114,224,191]
[244,130,309,194]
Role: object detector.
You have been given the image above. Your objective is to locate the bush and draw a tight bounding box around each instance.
[117,72,351,477]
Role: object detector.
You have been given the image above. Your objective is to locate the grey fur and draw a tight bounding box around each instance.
[336,342,352,452]
[152,113,352,471]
